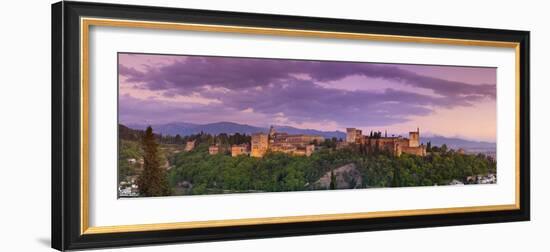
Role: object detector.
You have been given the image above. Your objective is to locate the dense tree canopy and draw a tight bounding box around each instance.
[118,140,142,181]
[165,142,495,195]
[119,128,496,197]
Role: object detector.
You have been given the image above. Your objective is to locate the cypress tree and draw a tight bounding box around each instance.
[330,170,337,190]
[137,126,170,197]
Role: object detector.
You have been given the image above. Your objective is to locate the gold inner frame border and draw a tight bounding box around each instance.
[79,17,521,235]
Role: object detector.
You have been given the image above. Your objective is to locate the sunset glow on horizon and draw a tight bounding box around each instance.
[118,53,497,142]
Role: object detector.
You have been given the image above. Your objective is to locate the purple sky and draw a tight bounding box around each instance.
[118,53,496,142]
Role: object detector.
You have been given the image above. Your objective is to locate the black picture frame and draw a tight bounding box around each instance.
[52,1,530,251]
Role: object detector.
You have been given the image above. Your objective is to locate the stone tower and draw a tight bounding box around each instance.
[346,128,362,143]
[251,133,269,158]
[409,127,420,147]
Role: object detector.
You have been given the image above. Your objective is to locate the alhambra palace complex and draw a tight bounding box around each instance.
[345,127,426,157]
[249,126,323,157]
[202,126,426,158]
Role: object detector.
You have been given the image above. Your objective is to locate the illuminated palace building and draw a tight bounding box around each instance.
[251,126,323,158]
[346,127,426,157]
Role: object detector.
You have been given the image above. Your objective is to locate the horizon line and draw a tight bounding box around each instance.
[119,121,496,144]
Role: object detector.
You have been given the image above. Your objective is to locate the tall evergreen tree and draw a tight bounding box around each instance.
[175,134,182,145]
[441,144,448,154]
[392,166,401,187]
[137,126,170,197]
[330,170,337,190]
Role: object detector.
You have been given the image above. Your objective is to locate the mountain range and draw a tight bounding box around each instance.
[126,122,346,139]
[125,122,495,152]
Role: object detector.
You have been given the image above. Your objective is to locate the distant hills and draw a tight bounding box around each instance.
[124,122,495,152]
[422,135,496,152]
[126,122,346,139]
[126,122,198,136]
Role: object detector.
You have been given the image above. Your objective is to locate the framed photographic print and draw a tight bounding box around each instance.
[51,1,530,250]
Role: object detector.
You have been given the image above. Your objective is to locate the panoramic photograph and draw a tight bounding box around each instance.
[117,52,497,198]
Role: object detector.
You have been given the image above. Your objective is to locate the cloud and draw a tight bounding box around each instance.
[120,55,495,99]
[212,78,439,126]
[118,54,495,128]
[119,94,273,126]
[119,65,145,78]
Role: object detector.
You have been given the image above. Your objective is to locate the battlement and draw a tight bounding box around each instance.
[345,127,425,157]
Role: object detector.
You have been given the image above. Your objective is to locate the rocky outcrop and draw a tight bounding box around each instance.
[312,163,362,190]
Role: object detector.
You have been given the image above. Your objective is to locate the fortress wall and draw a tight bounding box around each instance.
[401,146,426,156]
